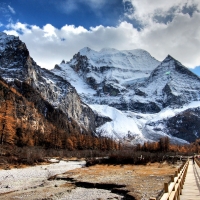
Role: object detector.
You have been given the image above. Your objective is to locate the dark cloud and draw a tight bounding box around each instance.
[123,0,134,15]
[121,1,143,30]
[153,6,178,24]
[182,3,200,16]
[153,3,200,24]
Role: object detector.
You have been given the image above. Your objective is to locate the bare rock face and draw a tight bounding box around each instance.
[166,107,200,142]
[0,32,96,134]
[2,32,200,144]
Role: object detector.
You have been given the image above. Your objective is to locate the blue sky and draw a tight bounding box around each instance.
[0,0,125,29]
[191,66,200,76]
[0,0,200,75]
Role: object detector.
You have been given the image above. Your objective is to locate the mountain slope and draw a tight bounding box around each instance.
[53,51,200,114]
[127,55,200,113]
[0,32,96,133]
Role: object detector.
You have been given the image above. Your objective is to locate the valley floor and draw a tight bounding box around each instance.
[0,159,181,200]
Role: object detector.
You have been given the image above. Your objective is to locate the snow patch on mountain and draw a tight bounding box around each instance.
[90,101,200,144]
[149,101,200,122]
[52,63,96,95]
[79,47,160,70]
[89,104,144,143]
[134,55,200,108]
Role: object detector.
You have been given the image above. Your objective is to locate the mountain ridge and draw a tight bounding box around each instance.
[1,32,200,144]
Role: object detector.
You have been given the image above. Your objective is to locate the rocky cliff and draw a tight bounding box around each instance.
[0,32,96,134]
[0,77,85,147]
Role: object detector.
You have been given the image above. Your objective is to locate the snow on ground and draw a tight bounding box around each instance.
[0,160,85,194]
[0,159,125,200]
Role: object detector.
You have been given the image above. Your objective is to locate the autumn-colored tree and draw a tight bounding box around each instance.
[66,138,74,150]
[159,137,169,152]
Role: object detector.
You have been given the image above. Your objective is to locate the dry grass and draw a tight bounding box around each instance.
[61,162,181,200]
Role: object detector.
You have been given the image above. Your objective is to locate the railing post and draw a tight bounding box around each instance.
[154,160,189,200]
[175,171,178,177]
[164,182,169,193]
[177,191,180,200]
[171,175,174,182]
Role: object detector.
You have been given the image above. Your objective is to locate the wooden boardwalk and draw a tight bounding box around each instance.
[180,160,200,200]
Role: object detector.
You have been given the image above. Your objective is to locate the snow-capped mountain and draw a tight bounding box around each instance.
[52,47,160,110]
[52,47,200,144]
[1,31,199,144]
[129,55,200,113]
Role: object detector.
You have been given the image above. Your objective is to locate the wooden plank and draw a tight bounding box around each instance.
[180,161,200,200]
[159,160,189,200]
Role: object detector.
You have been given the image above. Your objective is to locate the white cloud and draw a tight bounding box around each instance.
[3,22,139,69]
[8,5,15,14]
[4,10,200,70]
[3,1,200,70]
[138,12,200,67]
[124,0,200,25]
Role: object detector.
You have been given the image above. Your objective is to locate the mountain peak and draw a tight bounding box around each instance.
[159,55,199,79]
[99,47,118,53]
[0,32,7,37]
[162,54,177,63]
[149,54,200,81]
[0,32,18,41]
[79,47,93,55]
[166,54,174,60]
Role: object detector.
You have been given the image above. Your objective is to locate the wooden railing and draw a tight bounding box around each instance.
[195,158,200,167]
[149,160,189,200]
